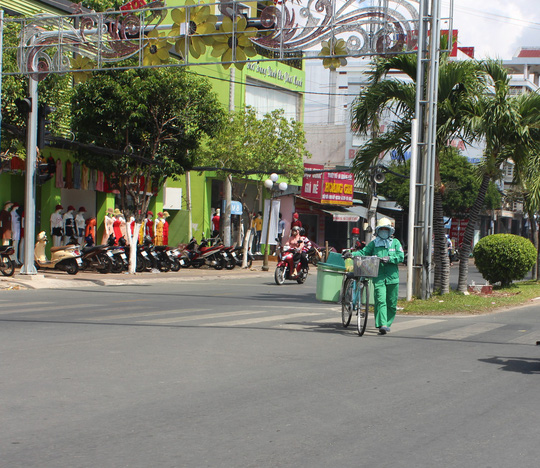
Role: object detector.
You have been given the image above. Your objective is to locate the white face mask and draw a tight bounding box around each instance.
[378,230,390,240]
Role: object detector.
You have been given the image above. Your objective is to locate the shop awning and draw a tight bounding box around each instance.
[321,209,360,222]
[346,205,395,224]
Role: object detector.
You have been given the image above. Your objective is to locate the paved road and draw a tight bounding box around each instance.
[1,274,539,467]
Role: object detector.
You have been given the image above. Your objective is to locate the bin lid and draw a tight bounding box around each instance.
[318,262,345,272]
[324,251,345,268]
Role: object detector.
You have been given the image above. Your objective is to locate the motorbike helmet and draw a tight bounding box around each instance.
[299,227,306,236]
[375,217,394,236]
[291,226,300,234]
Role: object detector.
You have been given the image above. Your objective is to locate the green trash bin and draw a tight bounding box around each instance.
[316,263,345,302]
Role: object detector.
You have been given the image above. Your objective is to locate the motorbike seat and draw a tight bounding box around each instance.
[50,246,69,253]
[82,246,101,254]
[0,245,14,255]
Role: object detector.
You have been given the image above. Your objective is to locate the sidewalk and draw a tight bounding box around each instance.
[0,260,271,290]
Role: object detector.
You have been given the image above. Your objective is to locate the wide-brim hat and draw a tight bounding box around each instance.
[78,206,86,212]
[163,211,170,218]
[113,208,122,216]
[67,205,75,212]
[106,207,114,214]
[55,204,63,211]
[147,211,153,217]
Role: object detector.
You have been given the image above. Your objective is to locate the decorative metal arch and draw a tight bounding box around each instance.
[7,0,421,79]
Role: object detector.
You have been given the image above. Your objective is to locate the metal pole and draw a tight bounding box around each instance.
[406,118,418,301]
[412,0,428,298]
[262,194,273,272]
[20,77,38,275]
[422,0,442,298]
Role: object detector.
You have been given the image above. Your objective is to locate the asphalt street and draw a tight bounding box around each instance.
[1,271,539,467]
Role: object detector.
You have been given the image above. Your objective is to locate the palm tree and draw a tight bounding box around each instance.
[503,92,540,280]
[351,53,482,294]
[455,61,540,291]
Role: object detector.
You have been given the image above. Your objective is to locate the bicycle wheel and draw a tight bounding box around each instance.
[357,280,369,336]
[341,278,354,327]
[0,256,15,277]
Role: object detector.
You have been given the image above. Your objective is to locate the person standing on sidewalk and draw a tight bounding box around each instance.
[348,218,404,335]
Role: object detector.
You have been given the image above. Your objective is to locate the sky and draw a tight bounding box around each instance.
[446,0,540,59]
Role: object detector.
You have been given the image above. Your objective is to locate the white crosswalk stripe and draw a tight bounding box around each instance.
[429,322,506,340]
[0,303,100,316]
[507,331,540,345]
[390,318,446,332]
[139,309,265,324]
[206,312,327,327]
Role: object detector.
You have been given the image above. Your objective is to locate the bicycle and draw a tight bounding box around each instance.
[340,255,380,336]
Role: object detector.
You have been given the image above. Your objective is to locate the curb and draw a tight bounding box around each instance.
[0,262,272,290]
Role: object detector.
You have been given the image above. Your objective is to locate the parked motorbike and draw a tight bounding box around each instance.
[233,245,253,268]
[0,245,15,277]
[153,245,182,272]
[274,242,309,285]
[179,237,227,269]
[34,231,82,275]
[78,238,114,274]
[306,244,323,266]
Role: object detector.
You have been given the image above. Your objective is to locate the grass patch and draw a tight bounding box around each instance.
[398,280,540,315]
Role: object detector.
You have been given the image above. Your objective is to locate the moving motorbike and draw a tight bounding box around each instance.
[0,245,15,276]
[34,231,82,275]
[274,241,309,285]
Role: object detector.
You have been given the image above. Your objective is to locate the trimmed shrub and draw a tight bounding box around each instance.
[473,234,536,287]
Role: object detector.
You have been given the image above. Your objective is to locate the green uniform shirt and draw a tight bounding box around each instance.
[352,237,404,285]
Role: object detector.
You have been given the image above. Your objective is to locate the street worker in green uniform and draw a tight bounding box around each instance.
[351,218,404,335]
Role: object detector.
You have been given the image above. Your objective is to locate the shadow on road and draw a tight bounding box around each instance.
[479,356,540,374]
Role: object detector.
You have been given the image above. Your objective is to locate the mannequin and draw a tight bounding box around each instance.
[63,206,76,245]
[75,207,87,246]
[50,204,64,247]
[154,212,165,246]
[18,209,25,264]
[113,209,124,245]
[85,217,97,245]
[102,207,115,245]
[0,201,14,246]
[10,203,21,264]
[145,211,154,242]
[162,211,170,246]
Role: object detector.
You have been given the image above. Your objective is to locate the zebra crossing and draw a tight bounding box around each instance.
[0,298,538,345]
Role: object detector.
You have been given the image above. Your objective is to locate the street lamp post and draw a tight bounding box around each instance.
[262,173,287,272]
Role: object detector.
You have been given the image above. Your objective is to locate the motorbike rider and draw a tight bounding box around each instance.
[283,226,310,276]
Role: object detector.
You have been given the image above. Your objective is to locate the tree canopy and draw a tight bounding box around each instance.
[378,149,501,216]
[196,107,309,181]
[71,66,224,217]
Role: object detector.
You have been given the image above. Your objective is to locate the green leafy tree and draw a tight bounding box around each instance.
[378,150,501,216]
[71,67,224,270]
[196,106,309,243]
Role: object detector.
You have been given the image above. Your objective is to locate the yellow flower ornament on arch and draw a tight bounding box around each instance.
[143,29,170,66]
[319,38,348,70]
[70,54,95,84]
[211,16,257,70]
[169,0,217,59]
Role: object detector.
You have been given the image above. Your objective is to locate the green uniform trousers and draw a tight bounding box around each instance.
[372,281,399,329]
